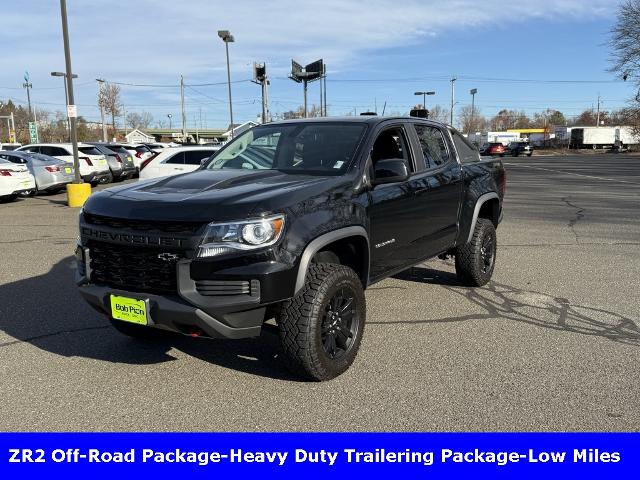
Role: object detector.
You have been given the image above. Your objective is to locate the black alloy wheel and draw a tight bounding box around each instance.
[321,287,358,360]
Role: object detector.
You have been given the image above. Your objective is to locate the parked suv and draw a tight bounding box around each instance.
[17,143,111,184]
[506,141,533,157]
[76,117,505,381]
[138,146,220,180]
[88,143,137,180]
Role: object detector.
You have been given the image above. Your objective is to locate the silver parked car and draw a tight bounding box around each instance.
[0,150,74,194]
[88,143,137,180]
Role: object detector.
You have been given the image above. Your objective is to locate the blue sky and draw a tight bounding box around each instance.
[0,0,631,129]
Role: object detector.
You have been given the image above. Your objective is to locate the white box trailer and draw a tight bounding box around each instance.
[468,131,521,146]
[570,127,616,149]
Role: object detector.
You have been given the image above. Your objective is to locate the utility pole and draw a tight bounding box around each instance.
[22,73,33,121]
[96,78,107,141]
[319,76,323,117]
[450,76,457,126]
[596,94,601,127]
[180,75,187,140]
[59,0,81,185]
[123,104,127,136]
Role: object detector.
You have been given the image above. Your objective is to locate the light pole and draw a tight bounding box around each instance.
[59,0,80,185]
[51,71,77,141]
[96,78,107,141]
[167,113,172,130]
[218,30,235,139]
[469,88,477,133]
[414,91,435,109]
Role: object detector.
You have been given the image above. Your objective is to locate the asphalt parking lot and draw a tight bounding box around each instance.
[0,153,638,432]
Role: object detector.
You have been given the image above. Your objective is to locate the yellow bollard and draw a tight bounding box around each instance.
[66,183,92,208]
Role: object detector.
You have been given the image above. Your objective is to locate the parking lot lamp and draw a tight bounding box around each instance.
[51,71,77,141]
[414,91,435,109]
[218,30,235,138]
[470,88,478,133]
[167,113,172,130]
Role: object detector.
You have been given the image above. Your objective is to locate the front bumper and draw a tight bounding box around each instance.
[74,247,296,339]
[82,170,111,183]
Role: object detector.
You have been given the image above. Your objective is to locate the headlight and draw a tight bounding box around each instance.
[197,215,285,258]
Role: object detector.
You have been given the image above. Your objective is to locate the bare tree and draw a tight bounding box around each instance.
[125,111,153,130]
[98,83,122,138]
[427,104,449,123]
[609,1,640,134]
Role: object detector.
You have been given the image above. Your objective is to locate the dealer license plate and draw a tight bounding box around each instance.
[64,167,72,174]
[110,295,148,325]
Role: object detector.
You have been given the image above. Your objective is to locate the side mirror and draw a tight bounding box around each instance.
[373,158,409,185]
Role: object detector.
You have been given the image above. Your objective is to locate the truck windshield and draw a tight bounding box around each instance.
[204,123,367,174]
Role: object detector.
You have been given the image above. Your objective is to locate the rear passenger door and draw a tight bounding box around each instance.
[408,122,463,255]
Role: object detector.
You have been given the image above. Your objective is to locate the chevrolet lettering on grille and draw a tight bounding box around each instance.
[80,227,185,247]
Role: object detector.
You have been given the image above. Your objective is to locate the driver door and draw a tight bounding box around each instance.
[368,124,431,279]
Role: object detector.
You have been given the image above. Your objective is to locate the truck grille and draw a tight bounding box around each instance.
[84,213,204,234]
[88,241,180,294]
[195,280,258,297]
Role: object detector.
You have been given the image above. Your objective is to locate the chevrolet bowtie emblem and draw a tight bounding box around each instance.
[157,253,179,262]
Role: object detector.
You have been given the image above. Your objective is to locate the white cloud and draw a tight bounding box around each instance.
[1,0,618,82]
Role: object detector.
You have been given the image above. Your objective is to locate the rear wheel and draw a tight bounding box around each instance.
[277,263,366,381]
[455,218,497,287]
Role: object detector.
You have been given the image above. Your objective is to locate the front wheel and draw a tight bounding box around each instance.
[277,263,366,381]
[455,218,497,287]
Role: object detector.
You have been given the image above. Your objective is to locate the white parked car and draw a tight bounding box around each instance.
[16,143,111,184]
[138,146,219,180]
[0,158,36,202]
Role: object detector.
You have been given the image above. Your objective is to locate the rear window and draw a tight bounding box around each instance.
[135,146,150,153]
[79,147,102,156]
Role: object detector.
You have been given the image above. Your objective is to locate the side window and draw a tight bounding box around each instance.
[371,127,413,172]
[451,129,480,163]
[184,150,210,165]
[413,124,450,168]
[39,146,53,156]
[165,152,185,164]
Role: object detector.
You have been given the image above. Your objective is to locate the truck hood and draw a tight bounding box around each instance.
[83,169,346,222]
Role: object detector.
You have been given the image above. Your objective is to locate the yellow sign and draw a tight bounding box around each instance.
[110,295,148,325]
[506,128,546,134]
[9,129,16,143]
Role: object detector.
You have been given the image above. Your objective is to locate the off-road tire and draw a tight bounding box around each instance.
[455,218,497,287]
[277,263,366,381]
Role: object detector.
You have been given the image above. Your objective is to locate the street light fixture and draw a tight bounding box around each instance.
[218,29,235,138]
[167,113,172,130]
[414,91,435,108]
[51,71,77,141]
[469,88,478,134]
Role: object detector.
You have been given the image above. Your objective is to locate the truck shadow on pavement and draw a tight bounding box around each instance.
[0,257,296,381]
[385,266,640,347]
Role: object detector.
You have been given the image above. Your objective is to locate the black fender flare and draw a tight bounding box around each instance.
[466,192,500,244]
[294,226,369,294]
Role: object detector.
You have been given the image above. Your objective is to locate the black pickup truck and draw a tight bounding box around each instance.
[76,117,505,381]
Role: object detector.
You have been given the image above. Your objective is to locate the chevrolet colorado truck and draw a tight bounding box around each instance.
[76,117,505,381]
